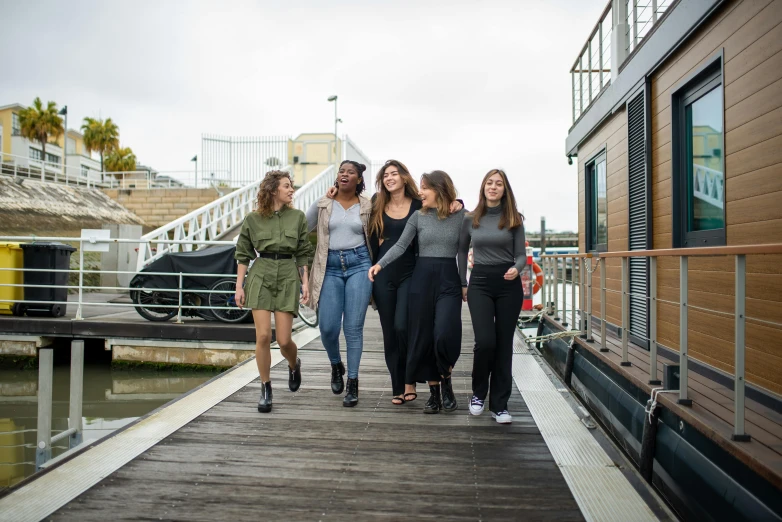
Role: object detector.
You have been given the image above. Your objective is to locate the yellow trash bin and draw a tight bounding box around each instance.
[0,243,24,315]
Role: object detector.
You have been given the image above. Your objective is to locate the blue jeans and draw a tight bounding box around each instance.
[319,245,373,379]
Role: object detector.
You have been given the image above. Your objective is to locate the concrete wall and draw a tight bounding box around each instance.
[102,187,224,230]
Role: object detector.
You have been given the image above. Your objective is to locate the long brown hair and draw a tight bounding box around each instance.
[369,159,420,239]
[256,170,293,217]
[471,169,523,229]
[420,170,457,220]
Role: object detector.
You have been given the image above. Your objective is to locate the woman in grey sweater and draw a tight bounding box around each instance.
[457,169,526,424]
[369,170,466,414]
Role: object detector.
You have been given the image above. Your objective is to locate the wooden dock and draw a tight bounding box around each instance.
[0,311,669,521]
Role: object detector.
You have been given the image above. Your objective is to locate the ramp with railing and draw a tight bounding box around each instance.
[136,164,335,272]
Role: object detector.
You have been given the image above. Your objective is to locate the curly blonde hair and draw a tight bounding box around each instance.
[256,170,293,217]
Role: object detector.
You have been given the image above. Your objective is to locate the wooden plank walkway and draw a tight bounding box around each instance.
[45,311,586,521]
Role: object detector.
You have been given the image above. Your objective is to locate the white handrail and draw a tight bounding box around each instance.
[136,164,335,271]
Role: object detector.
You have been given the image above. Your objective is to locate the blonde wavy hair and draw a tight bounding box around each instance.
[256,170,293,217]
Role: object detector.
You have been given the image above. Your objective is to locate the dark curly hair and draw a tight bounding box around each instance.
[335,160,366,196]
[256,170,293,217]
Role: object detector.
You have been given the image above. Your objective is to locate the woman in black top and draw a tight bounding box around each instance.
[368,160,423,405]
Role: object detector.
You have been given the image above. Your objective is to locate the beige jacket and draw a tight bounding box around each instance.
[308,195,374,310]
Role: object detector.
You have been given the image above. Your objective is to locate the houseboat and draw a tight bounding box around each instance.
[538,0,782,520]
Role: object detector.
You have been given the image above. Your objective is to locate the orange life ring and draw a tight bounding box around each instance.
[532,262,543,294]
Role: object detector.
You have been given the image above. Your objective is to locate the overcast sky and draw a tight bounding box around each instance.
[0,0,607,232]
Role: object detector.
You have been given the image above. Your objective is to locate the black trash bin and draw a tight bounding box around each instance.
[19,242,76,317]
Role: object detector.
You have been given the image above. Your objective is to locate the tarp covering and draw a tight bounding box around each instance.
[130,245,237,292]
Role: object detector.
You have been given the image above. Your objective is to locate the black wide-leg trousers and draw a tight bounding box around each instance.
[373,269,411,396]
[467,263,523,413]
[406,257,463,383]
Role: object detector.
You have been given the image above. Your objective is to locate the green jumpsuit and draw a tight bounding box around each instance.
[235,207,314,315]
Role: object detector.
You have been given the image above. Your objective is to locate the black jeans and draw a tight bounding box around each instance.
[407,257,463,383]
[467,264,523,413]
[373,270,411,396]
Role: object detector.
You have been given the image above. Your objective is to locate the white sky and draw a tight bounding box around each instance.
[0,0,609,232]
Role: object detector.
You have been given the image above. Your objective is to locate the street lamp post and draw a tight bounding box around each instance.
[58,106,67,183]
[327,95,338,175]
[191,155,198,188]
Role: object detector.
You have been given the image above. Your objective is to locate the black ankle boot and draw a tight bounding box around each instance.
[343,378,359,407]
[257,381,273,413]
[424,384,442,414]
[331,362,345,394]
[442,375,457,412]
[289,357,302,392]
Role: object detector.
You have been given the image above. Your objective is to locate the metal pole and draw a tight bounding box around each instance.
[599,18,604,89]
[652,0,658,23]
[733,255,750,441]
[540,216,546,255]
[679,256,691,405]
[69,340,84,448]
[621,256,630,366]
[36,348,53,470]
[579,257,586,335]
[176,272,184,324]
[571,257,577,329]
[546,257,553,315]
[632,0,639,50]
[540,256,547,313]
[571,71,576,122]
[586,258,594,342]
[588,38,593,103]
[62,110,67,184]
[334,98,339,175]
[649,257,660,384]
[554,257,560,320]
[76,240,84,320]
[561,257,568,327]
[600,258,607,352]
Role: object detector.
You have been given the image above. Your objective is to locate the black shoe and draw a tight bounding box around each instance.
[442,375,457,412]
[331,362,345,394]
[343,378,359,407]
[257,381,273,413]
[289,357,302,392]
[424,384,442,414]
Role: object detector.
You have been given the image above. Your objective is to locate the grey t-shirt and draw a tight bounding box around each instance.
[377,208,466,269]
[306,200,365,250]
[457,205,527,286]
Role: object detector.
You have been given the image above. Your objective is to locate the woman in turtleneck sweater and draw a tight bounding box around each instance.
[457,169,526,424]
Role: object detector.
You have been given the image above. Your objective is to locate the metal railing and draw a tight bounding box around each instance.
[571,2,613,123]
[542,244,782,442]
[136,164,334,271]
[571,0,675,123]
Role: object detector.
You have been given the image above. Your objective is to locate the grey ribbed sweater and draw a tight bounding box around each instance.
[377,208,466,269]
[457,205,527,286]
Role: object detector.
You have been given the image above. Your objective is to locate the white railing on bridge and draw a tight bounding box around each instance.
[692,164,724,209]
[136,164,335,271]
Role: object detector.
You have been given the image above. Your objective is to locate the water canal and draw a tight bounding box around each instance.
[0,341,221,490]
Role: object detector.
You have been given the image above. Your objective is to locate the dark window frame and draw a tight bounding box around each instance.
[671,50,726,248]
[11,112,21,136]
[585,146,608,253]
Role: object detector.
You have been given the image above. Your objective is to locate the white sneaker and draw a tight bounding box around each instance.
[469,396,485,416]
[492,410,512,424]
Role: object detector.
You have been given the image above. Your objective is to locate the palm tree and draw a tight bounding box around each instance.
[81,117,119,172]
[18,98,64,178]
[104,146,137,172]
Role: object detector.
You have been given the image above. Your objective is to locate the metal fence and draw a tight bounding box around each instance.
[201,134,290,187]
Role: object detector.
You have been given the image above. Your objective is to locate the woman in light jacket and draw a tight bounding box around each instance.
[306,160,374,407]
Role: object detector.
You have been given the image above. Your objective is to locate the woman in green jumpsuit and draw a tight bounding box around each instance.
[234,170,314,413]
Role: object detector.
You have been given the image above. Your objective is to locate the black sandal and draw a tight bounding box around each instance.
[403,392,418,402]
[391,396,406,405]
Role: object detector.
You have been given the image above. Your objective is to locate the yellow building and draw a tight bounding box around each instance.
[0,103,101,182]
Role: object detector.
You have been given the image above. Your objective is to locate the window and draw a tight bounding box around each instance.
[81,165,90,177]
[46,152,60,165]
[672,55,725,247]
[29,147,42,161]
[12,113,21,135]
[585,150,608,251]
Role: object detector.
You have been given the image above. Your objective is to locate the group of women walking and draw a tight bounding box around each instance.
[235,160,526,423]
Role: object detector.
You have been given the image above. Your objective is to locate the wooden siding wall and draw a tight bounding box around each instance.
[579,0,782,395]
[578,109,628,328]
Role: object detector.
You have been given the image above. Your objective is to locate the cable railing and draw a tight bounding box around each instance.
[571,1,613,123]
[541,244,782,442]
[625,0,674,56]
